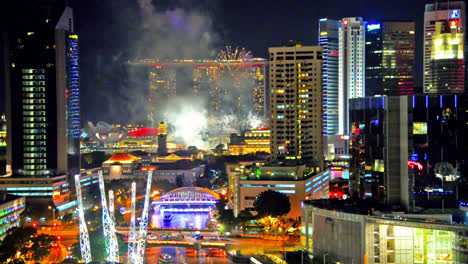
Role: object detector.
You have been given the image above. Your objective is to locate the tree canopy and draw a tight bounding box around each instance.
[253,189,291,217]
[0,227,56,263]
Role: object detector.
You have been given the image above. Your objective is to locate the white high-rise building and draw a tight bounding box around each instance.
[338,17,366,135]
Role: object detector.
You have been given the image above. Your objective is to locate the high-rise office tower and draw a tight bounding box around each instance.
[338,17,366,135]
[269,43,324,167]
[319,18,340,136]
[366,22,415,96]
[3,2,80,196]
[424,1,465,93]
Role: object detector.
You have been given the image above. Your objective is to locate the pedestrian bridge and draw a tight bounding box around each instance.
[146,240,228,250]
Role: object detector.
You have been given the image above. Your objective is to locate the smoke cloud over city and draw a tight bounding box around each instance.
[83,0,265,149]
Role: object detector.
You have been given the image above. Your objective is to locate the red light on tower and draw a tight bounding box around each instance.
[450,20,458,28]
[343,20,348,26]
[32,222,38,228]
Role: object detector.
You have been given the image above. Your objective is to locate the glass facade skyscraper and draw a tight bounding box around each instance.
[319,18,340,136]
[365,21,415,96]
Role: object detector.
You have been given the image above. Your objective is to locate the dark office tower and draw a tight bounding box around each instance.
[365,22,415,96]
[350,95,468,211]
[318,18,340,136]
[2,2,80,196]
[157,122,168,155]
[424,1,465,93]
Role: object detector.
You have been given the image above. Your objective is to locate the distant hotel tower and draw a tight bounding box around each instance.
[365,21,415,96]
[338,17,366,135]
[318,18,340,136]
[268,43,324,168]
[2,2,80,196]
[424,1,465,93]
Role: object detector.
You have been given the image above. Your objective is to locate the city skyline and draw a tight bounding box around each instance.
[1,0,430,123]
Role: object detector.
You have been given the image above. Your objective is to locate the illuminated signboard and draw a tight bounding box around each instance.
[452,9,460,19]
[408,161,423,170]
[367,24,381,31]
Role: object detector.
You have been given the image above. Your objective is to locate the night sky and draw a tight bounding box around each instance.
[1,0,435,123]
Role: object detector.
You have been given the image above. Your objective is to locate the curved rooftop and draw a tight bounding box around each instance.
[103,152,141,164]
[154,187,220,204]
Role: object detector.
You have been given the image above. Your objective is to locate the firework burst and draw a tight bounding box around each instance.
[217,46,252,62]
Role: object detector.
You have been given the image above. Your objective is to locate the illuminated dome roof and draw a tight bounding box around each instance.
[157,187,221,201]
[103,152,141,164]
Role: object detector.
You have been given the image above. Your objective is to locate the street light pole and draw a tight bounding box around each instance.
[323,253,328,264]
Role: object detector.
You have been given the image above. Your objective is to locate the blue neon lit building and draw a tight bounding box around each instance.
[319,18,340,136]
[152,187,220,229]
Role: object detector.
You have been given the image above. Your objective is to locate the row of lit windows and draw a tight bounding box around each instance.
[24,123,46,128]
[22,81,45,86]
[23,111,46,116]
[24,147,46,152]
[23,135,46,140]
[23,129,46,134]
[23,165,46,170]
[23,153,46,158]
[22,69,45,74]
[22,75,45,80]
[24,159,46,164]
[23,141,46,146]
[22,87,45,92]
[23,105,45,110]
[23,99,45,104]
[23,117,46,122]
[23,93,45,99]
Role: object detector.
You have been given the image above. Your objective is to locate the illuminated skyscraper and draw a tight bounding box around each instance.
[252,66,266,117]
[269,44,324,167]
[318,18,340,136]
[424,1,465,93]
[338,17,366,135]
[365,21,415,96]
[3,2,80,196]
[148,67,176,126]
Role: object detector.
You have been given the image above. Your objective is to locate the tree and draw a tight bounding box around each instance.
[236,210,253,237]
[72,229,126,262]
[62,212,74,223]
[253,189,290,218]
[216,199,235,231]
[0,227,36,262]
[21,234,56,261]
[60,259,78,264]
[6,259,26,264]
[0,227,56,263]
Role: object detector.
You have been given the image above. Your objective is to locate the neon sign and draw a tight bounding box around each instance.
[367,24,381,31]
[451,10,460,19]
[408,161,423,170]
